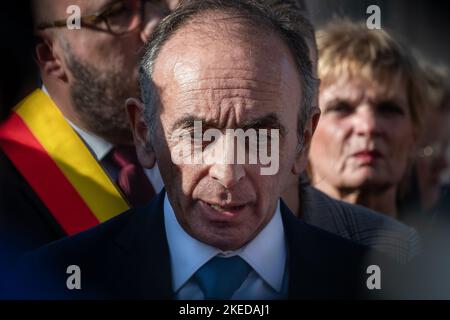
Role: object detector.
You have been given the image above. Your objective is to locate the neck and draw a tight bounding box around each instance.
[317,182,398,219]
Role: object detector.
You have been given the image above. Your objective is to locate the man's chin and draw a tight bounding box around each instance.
[198,232,248,252]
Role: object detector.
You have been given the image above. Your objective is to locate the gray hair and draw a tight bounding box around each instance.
[139,0,319,141]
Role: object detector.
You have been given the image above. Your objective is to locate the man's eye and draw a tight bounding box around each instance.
[190,132,213,149]
[376,101,405,116]
[107,2,130,17]
[104,1,135,25]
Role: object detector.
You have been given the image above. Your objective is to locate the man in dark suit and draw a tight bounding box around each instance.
[15,191,396,299]
[13,0,400,300]
[0,0,173,260]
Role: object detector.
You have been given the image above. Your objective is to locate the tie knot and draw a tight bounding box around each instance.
[111,146,140,169]
[195,256,251,300]
[108,146,155,206]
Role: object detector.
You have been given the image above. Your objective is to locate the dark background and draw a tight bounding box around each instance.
[305,0,450,66]
[0,1,36,120]
[1,0,449,120]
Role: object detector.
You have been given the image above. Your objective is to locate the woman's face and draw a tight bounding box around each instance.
[310,76,416,194]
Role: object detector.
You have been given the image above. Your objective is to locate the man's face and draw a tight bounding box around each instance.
[53,0,170,144]
[150,19,304,250]
[310,75,416,194]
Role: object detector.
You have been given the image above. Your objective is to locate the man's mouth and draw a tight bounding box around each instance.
[199,200,249,219]
[208,203,246,212]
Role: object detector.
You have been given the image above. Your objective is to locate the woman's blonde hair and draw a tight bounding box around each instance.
[316,19,425,129]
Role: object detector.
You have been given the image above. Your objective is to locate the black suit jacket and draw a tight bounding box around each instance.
[300,185,421,263]
[0,150,65,260]
[10,190,399,300]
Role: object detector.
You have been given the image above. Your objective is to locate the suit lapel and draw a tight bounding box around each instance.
[105,195,362,299]
[300,186,352,239]
[281,201,324,298]
[112,190,173,299]
[282,201,357,299]
[282,200,373,299]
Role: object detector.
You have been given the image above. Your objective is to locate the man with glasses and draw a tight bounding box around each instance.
[0,0,176,259]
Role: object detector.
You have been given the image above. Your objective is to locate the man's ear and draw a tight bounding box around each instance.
[126,98,156,169]
[35,32,67,81]
[292,107,321,175]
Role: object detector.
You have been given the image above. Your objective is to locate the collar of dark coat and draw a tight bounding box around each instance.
[113,190,173,299]
[112,190,367,299]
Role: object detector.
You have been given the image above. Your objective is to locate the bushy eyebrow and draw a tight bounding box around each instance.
[240,113,286,137]
[171,113,287,137]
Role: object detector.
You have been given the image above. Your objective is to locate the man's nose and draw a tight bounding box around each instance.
[209,163,245,190]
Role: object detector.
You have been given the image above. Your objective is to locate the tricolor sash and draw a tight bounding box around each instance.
[0,89,130,235]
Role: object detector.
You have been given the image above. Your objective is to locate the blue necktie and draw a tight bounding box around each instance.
[195,256,251,300]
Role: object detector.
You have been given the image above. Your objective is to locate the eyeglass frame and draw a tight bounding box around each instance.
[35,0,150,36]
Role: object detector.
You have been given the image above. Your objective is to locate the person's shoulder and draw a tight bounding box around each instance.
[303,186,421,262]
[24,205,138,264]
[308,186,406,229]
[11,193,167,299]
[283,201,370,258]
[0,148,23,188]
[20,191,164,271]
[0,148,64,253]
[282,205,399,298]
[12,205,139,299]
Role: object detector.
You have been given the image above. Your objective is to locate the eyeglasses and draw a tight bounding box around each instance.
[36,0,166,36]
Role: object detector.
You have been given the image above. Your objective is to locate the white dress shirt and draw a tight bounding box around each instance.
[164,194,289,300]
[68,121,164,193]
[41,86,164,193]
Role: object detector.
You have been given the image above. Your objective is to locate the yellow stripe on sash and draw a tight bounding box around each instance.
[15,89,129,222]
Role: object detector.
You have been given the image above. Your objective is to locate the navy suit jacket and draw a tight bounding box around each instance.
[11,191,398,299]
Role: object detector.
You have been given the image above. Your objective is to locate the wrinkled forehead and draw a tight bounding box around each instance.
[320,72,408,106]
[152,12,302,109]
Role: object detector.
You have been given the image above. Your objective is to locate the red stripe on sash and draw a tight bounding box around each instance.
[0,113,100,235]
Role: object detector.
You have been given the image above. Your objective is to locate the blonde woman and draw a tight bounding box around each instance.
[309,20,424,219]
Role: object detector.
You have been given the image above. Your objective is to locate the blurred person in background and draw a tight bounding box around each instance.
[308,20,424,221]
[416,65,449,213]
[399,63,450,232]
[282,13,449,301]
[281,19,421,264]
[397,65,450,298]
[0,0,173,260]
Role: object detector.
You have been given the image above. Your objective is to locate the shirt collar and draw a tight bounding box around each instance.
[68,121,113,161]
[164,193,286,293]
[41,85,113,161]
[238,201,286,292]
